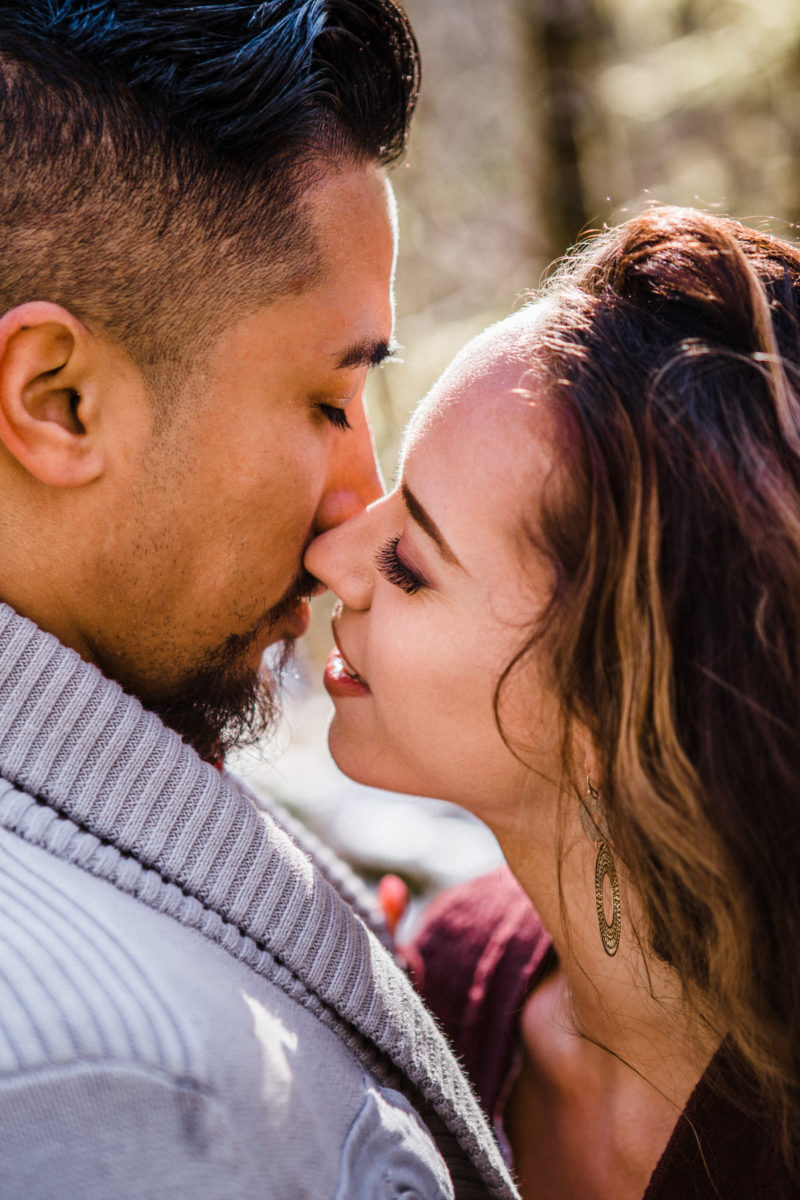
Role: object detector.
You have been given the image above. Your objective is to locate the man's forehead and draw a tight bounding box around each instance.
[303,165,397,263]
[292,166,398,356]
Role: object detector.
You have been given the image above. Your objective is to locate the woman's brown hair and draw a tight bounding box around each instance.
[519,206,800,1172]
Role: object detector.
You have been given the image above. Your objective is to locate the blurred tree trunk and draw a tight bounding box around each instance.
[780,41,800,232]
[518,0,607,261]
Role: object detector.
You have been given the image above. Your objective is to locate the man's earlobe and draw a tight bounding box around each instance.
[0,301,105,487]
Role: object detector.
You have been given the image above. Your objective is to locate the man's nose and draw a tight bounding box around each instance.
[313,392,383,534]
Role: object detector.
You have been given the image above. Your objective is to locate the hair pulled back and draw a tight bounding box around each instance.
[525,206,800,1170]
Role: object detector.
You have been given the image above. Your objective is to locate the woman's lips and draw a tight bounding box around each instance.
[324,634,370,698]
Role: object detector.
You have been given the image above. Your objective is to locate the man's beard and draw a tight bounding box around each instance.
[150,568,316,763]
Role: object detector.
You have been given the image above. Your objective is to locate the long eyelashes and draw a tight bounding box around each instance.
[375,536,425,595]
[318,404,352,431]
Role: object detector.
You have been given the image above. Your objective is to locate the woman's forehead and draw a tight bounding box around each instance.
[407,304,549,424]
[402,304,551,462]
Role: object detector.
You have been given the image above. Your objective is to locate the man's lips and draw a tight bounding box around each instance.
[265,565,323,642]
[281,597,312,639]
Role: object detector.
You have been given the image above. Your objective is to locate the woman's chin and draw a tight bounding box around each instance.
[327,722,367,782]
[328,735,381,790]
[327,723,413,796]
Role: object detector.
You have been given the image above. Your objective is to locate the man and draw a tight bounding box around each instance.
[0,3,518,1198]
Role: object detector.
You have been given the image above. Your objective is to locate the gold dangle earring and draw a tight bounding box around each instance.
[580,778,621,957]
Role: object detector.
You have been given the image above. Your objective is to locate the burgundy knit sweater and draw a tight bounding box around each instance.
[408,867,798,1199]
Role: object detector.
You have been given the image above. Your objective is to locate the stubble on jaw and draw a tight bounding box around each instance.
[147,566,318,763]
[150,629,296,764]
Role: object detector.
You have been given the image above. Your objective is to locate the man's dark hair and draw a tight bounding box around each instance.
[0,1,419,380]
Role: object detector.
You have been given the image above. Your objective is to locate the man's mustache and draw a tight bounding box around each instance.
[266,566,321,630]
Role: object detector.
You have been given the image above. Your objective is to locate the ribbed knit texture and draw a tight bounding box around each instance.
[0,822,203,1079]
[0,604,518,1200]
[230,773,396,956]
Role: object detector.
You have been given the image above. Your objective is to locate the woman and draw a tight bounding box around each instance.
[305,206,800,1198]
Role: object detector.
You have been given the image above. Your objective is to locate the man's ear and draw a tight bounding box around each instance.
[0,301,106,487]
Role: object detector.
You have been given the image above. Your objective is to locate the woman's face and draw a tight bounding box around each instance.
[304,312,566,829]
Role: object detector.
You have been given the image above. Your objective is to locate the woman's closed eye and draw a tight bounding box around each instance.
[375,536,427,595]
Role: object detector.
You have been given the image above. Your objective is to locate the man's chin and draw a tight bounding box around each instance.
[143,565,315,762]
[150,635,296,764]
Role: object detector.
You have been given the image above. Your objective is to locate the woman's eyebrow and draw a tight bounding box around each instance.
[401,482,464,569]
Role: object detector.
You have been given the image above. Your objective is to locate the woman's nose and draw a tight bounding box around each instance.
[304,509,375,612]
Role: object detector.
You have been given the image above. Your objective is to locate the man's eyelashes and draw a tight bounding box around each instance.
[318,404,352,431]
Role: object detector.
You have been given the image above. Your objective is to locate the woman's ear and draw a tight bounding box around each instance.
[0,301,105,487]
[573,724,602,798]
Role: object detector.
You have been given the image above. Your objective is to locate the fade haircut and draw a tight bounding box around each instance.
[0,1,419,385]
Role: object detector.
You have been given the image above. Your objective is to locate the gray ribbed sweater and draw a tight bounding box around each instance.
[0,603,518,1199]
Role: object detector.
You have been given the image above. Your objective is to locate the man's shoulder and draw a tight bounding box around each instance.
[0,770,393,1092]
[0,816,370,1091]
[0,821,198,1082]
[0,823,455,1198]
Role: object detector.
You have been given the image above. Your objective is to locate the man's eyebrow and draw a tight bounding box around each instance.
[401,483,464,569]
[335,337,398,370]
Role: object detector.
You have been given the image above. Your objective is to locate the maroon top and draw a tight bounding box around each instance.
[408,867,797,1199]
